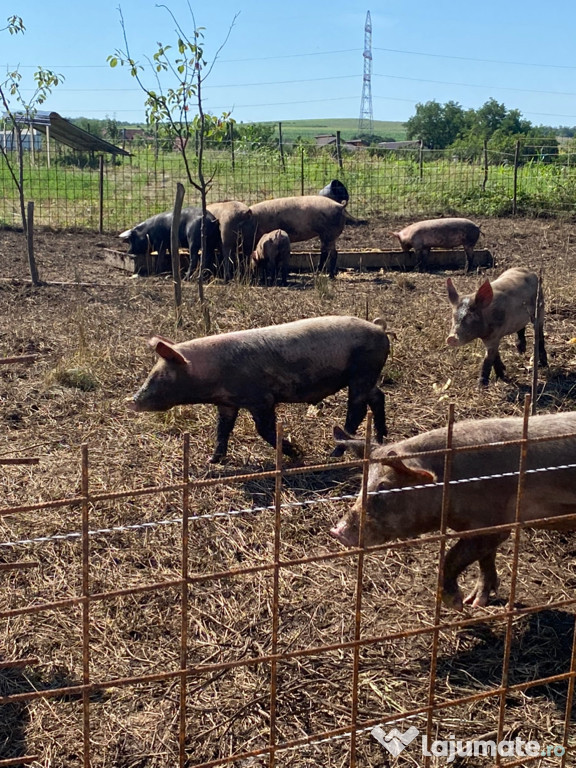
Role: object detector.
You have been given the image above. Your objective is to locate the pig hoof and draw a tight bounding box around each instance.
[208,454,225,464]
[464,589,492,608]
[441,592,464,611]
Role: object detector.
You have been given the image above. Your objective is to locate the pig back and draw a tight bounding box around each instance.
[384,412,576,530]
[179,315,389,406]
[404,218,480,249]
[250,197,346,244]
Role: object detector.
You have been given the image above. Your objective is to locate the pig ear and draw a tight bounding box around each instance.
[382,453,436,484]
[446,277,459,306]
[148,336,187,366]
[119,229,133,240]
[475,279,494,309]
[333,426,368,458]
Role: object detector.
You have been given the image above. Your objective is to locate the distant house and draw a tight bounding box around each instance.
[120,128,146,143]
[315,134,338,147]
[314,134,366,151]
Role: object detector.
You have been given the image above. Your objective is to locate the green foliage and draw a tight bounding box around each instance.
[234,122,277,149]
[406,100,468,149]
[405,97,557,164]
[71,118,103,138]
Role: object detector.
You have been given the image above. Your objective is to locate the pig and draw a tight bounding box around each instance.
[250,229,291,286]
[129,316,390,463]
[185,201,255,282]
[391,217,480,272]
[318,179,349,206]
[330,412,576,610]
[446,267,548,387]
[249,196,348,278]
[120,207,220,276]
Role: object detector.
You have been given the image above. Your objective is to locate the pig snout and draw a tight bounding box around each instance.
[125,395,142,412]
[330,520,358,547]
[446,334,461,347]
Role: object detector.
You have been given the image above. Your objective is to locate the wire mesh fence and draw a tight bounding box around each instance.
[1,136,576,232]
[2,398,576,766]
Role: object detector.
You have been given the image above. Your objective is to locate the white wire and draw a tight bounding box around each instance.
[1,462,574,550]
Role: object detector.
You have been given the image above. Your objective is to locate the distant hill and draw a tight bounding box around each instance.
[254,118,407,142]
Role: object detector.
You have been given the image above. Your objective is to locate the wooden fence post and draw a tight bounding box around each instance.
[278,122,285,172]
[419,140,424,182]
[512,140,520,215]
[336,131,343,170]
[482,139,488,192]
[229,122,235,171]
[171,183,185,328]
[98,155,104,234]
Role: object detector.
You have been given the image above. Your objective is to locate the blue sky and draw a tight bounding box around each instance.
[4,0,576,128]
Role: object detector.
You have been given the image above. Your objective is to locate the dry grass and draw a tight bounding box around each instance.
[1,216,576,766]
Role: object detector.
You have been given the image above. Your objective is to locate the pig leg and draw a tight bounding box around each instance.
[443,533,508,610]
[463,551,499,608]
[464,245,474,273]
[415,247,430,272]
[516,328,527,354]
[318,238,338,278]
[368,387,387,442]
[248,404,298,457]
[332,384,381,457]
[479,345,505,386]
[537,321,548,367]
[211,406,240,463]
[156,244,169,274]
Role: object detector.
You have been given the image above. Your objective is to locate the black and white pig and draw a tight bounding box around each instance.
[446,267,548,386]
[129,316,390,463]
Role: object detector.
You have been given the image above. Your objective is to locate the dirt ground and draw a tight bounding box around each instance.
[1,216,576,767]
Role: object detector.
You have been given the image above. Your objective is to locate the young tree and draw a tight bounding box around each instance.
[0,15,63,236]
[108,5,237,329]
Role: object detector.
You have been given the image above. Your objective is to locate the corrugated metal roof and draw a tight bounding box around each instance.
[12,111,131,156]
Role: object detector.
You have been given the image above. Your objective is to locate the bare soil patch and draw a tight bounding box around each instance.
[1,216,576,766]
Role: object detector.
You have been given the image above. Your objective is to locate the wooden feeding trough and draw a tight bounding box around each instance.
[102,247,493,276]
[289,248,493,272]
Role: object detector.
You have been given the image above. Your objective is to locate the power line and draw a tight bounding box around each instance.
[5,46,576,71]
[2,49,360,70]
[374,47,576,70]
[373,73,576,98]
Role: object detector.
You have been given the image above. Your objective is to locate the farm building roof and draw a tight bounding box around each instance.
[11,111,130,156]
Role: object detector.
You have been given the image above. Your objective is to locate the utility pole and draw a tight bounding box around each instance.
[358,10,373,134]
